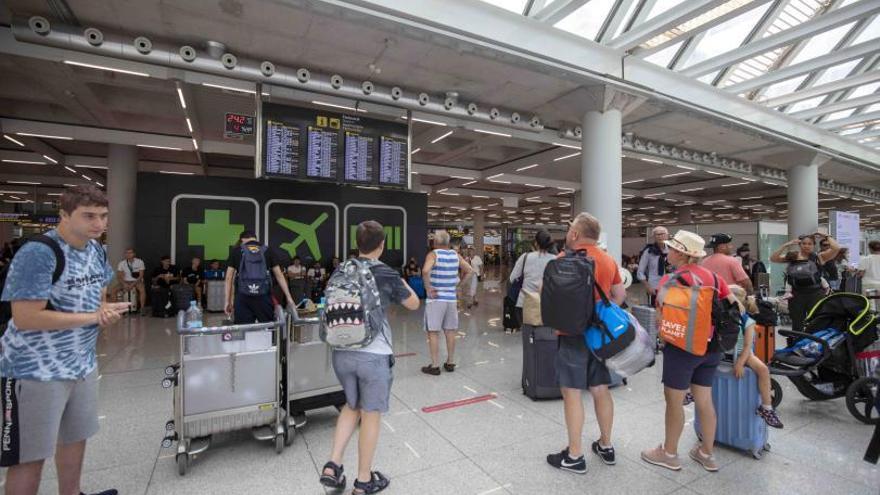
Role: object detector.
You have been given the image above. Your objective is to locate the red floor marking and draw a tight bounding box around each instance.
[394,352,417,358]
[421,393,498,413]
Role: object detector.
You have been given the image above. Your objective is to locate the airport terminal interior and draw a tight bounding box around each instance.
[1,0,880,493]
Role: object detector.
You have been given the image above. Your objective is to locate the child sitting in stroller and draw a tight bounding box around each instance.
[729,285,784,429]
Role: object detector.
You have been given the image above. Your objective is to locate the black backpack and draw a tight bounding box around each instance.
[0,234,66,333]
[708,274,741,353]
[541,249,596,334]
[237,244,271,296]
[786,255,823,290]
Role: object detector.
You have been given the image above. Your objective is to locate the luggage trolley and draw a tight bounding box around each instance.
[162,307,288,475]
[282,305,347,439]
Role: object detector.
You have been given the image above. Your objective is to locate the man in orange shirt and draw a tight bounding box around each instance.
[547,213,627,475]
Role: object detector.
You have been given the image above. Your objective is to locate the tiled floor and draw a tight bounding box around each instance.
[4,273,879,494]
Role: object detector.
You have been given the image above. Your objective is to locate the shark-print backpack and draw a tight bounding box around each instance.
[320,258,382,349]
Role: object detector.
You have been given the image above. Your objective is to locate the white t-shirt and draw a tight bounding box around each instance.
[287,265,305,278]
[470,255,483,277]
[116,258,145,282]
[510,251,556,308]
[859,254,880,285]
[308,267,325,279]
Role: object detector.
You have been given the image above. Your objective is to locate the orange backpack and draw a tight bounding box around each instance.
[657,272,715,356]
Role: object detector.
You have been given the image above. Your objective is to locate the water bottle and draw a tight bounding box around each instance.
[185,300,203,329]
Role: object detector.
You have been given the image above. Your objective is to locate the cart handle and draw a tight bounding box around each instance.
[287,302,321,325]
[176,306,286,335]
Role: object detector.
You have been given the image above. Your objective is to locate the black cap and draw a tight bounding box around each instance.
[239,230,256,241]
[707,233,733,248]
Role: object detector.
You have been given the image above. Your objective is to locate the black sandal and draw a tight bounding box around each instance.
[319,461,346,489]
[443,362,456,372]
[353,471,390,494]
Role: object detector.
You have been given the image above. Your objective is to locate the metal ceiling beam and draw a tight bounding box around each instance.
[762,70,880,108]
[531,0,591,24]
[597,0,636,43]
[813,54,880,122]
[680,1,880,78]
[712,0,786,87]
[724,39,880,95]
[847,127,880,140]
[790,93,880,120]
[633,0,775,57]
[608,0,727,52]
[817,110,880,130]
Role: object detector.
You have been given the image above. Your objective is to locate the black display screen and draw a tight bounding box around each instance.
[260,102,408,187]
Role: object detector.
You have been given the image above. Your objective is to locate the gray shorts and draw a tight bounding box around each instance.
[0,369,100,466]
[425,300,459,331]
[332,351,393,413]
[555,335,611,390]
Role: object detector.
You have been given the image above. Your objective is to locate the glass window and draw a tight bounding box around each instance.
[644,40,684,68]
[848,82,880,99]
[852,13,880,44]
[788,95,826,113]
[681,4,772,68]
[812,59,861,86]
[477,0,528,14]
[865,103,880,113]
[554,0,617,41]
[840,126,866,135]
[698,70,721,84]
[646,0,687,20]
[824,109,856,121]
[613,0,642,39]
[761,75,809,99]
[788,22,856,65]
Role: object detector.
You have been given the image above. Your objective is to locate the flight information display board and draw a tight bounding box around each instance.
[260,102,408,187]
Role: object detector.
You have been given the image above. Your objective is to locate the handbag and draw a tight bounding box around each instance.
[507,252,529,301]
[584,285,635,361]
[522,287,542,326]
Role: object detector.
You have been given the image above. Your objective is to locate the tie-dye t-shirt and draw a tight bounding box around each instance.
[0,229,113,381]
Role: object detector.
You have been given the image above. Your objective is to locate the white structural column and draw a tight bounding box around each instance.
[580,87,644,263]
[107,144,138,267]
[787,155,826,238]
[473,211,485,256]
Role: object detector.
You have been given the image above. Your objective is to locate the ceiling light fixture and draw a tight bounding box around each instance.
[96,181,104,187]
[517,163,539,171]
[622,179,644,185]
[192,138,199,150]
[137,144,183,151]
[311,100,367,113]
[177,87,187,109]
[461,180,477,186]
[41,155,58,164]
[552,142,581,149]
[675,165,697,170]
[662,172,690,178]
[1,159,46,165]
[2,135,25,147]
[81,174,92,181]
[680,187,704,192]
[431,131,454,144]
[159,170,195,175]
[489,180,511,184]
[640,158,663,164]
[202,82,256,94]
[411,148,421,155]
[525,184,545,188]
[408,117,447,126]
[185,118,193,133]
[473,129,512,138]
[473,195,490,199]
[16,133,73,140]
[63,60,150,77]
[705,170,724,176]
[8,181,40,185]
[64,166,77,173]
[439,192,460,196]
[721,182,750,187]
[451,175,475,180]
[74,164,108,169]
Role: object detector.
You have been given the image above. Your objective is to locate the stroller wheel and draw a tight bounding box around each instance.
[770,379,783,409]
[845,377,880,425]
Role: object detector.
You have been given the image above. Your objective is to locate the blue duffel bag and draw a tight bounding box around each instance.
[584,285,636,361]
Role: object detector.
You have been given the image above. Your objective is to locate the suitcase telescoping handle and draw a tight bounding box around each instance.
[287,302,321,325]
[175,306,286,335]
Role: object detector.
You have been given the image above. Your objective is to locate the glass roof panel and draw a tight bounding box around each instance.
[824,109,856,121]
[788,22,856,65]
[812,59,861,86]
[554,0,617,41]
[646,0,688,20]
[613,0,641,39]
[682,3,772,68]
[761,75,809,99]
[865,103,880,113]
[644,40,684,68]
[698,70,721,84]
[840,126,866,135]
[849,82,880,99]
[853,14,880,44]
[788,95,826,113]
[477,0,528,14]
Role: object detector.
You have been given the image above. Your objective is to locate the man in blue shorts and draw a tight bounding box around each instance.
[0,185,130,495]
[320,221,419,494]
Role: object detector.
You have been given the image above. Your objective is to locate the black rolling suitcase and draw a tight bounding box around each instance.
[172,284,195,311]
[503,296,520,331]
[151,287,171,317]
[522,325,561,400]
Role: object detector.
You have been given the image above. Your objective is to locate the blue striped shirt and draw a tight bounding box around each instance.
[429,249,459,301]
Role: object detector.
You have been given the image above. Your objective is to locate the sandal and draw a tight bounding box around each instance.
[443,362,456,372]
[319,461,346,489]
[353,471,390,494]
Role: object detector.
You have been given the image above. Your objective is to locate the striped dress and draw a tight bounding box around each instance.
[429,249,460,302]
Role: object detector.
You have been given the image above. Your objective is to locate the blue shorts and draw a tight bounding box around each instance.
[332,351,393,413]
[661,345,721,391]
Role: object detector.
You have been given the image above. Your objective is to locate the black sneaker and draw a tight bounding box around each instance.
[546,447,587,474]
[591,441,616,465]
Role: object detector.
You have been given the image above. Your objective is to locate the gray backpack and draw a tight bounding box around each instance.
[320,259,382,349]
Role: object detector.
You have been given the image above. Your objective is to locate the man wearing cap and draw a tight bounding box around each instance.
[701,233,754,294]
[637,226,670,305]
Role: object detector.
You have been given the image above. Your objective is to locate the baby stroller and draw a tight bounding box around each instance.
[767,292,879,424]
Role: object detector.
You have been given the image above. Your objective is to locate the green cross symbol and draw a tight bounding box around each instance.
[188,209,244,260]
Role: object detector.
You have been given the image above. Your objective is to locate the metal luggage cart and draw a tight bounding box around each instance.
[282,305,346,441]
[161,307,288,475]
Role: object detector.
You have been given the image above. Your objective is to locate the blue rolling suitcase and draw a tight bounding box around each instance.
[695,363,770,459]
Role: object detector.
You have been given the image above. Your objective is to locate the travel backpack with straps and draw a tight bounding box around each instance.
[541,249,596,334]
[584,284,635,360]
[0,234,69,333]
[320,258,383,349]
[237,243,271,296]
